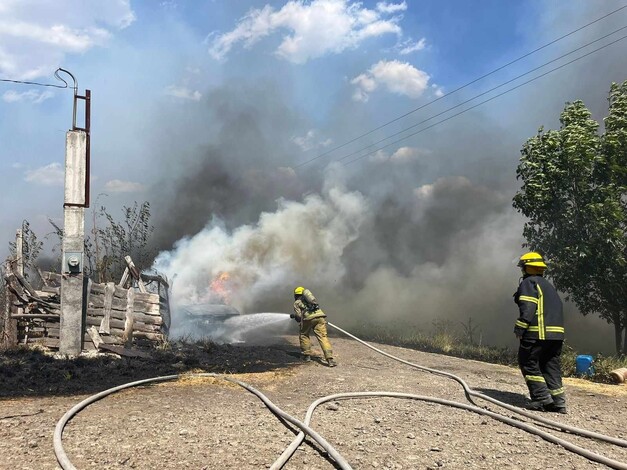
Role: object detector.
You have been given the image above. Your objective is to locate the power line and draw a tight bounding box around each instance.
[332,24,627,164]
[209,30,627,217]
[342,33,627,166]
[295,3,627,169]
[0,69,71,89]
[0,78,68,89]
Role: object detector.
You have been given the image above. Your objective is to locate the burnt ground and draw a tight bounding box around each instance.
[1,333,626,470]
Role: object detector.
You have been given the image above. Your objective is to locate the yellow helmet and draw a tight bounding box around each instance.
[517,252,547,269]
[294,286,305,295]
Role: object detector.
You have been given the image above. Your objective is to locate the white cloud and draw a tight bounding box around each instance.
[2,89,54,104]
[369,146,430,163]
[209,0,405,63]
[397,37,426,55]
[351,59,430,101]
[390,146,428,161]
[164,85,202,101]
[376,1,407,14]
[25,162,64,186]
[431,83,444,97]
[104,179,145,193]
[292,129,332,151]
[0,0,135,79]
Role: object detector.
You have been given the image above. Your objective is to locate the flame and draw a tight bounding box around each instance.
[209,271,232,304]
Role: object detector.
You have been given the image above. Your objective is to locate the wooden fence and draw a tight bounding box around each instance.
[2,255,170,353]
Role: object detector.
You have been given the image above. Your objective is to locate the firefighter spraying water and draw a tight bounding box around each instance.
[290,286,337,367]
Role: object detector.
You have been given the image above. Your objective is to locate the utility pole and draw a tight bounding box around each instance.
[58,69,91,356]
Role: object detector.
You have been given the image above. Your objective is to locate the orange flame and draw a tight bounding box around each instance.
[209,272,232,304]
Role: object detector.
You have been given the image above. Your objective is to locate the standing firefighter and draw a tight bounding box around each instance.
[513,252,566,413]
[290,286,337,367]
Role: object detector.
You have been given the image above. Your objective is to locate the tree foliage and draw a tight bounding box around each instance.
[513,81,627,354]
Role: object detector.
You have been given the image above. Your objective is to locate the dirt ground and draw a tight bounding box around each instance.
[1,333,626,470]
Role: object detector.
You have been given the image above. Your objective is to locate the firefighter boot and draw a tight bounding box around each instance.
[543,403,567,414]
[302,355,312,363]
[327,358,337,367]
[526,396,553,411]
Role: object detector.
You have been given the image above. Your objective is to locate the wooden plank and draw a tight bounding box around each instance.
[12,269,41,301]
[83,333,122,345]
[132,331,165,342]
[86,308,163,326]
[123,288,135,347]
[28,337,59,348]
[35,287,59,300]
[41,271,63,286]
[118,267,130,288]
[142,272,169,289]
[87,308,162,325]
[11,314,60,320]
[97,344,151,358]
[85,317,160,333]
[89,296,161,314]
[41,286,60,295]
[37,267,49,287]
[134,292,160,305]
[99,282,115,335]
[87,326,103,349]
[90,283,131,299]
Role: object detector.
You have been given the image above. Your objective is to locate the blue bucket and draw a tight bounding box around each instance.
[575,355,594,376]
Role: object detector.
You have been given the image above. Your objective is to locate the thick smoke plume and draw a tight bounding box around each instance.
[147,4,626,353]
[154,170,367,314]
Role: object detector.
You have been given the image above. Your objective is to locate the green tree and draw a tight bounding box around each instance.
[513,82,627,355]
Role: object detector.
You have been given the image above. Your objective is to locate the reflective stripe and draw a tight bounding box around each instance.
[537,284,545,340]
[549,387,565,395]
[525,375,546,383]
[528,326,539,332]
[515,321,529,329]
[519,295,538,304]
[545,326,565,333]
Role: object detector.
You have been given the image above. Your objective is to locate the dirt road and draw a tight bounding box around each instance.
[1,335,626,469]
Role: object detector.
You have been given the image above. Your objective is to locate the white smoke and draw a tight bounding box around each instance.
[153,169,368,317]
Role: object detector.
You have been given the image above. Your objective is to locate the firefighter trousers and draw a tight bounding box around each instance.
[299,317,334,360]
[518,339,565,407]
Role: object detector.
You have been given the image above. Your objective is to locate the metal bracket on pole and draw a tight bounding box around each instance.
[56,68,91,209]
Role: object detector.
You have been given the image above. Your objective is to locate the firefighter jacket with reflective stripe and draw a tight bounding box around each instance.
[293,288,326,321]
[514,275,564,340]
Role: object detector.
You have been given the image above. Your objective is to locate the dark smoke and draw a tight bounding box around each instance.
[147,4,625,353]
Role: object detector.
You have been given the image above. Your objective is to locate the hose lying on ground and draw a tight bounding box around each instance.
[328,322,627,448]
[53,373,352,470]
[270,392,627,470]
[54,321,627,470]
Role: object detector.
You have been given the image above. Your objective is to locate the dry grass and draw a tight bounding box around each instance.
[351,320,627,385]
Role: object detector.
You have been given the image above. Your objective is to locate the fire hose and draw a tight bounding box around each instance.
[53,373,350,470]
[54,321,627,469]
[269,322,627,469]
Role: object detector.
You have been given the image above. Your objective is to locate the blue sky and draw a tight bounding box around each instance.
[1,0,625,248]
[2,0,626,350]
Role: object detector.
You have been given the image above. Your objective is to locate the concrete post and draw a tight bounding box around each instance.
[59,130,87,355]
[16,229,24,276]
